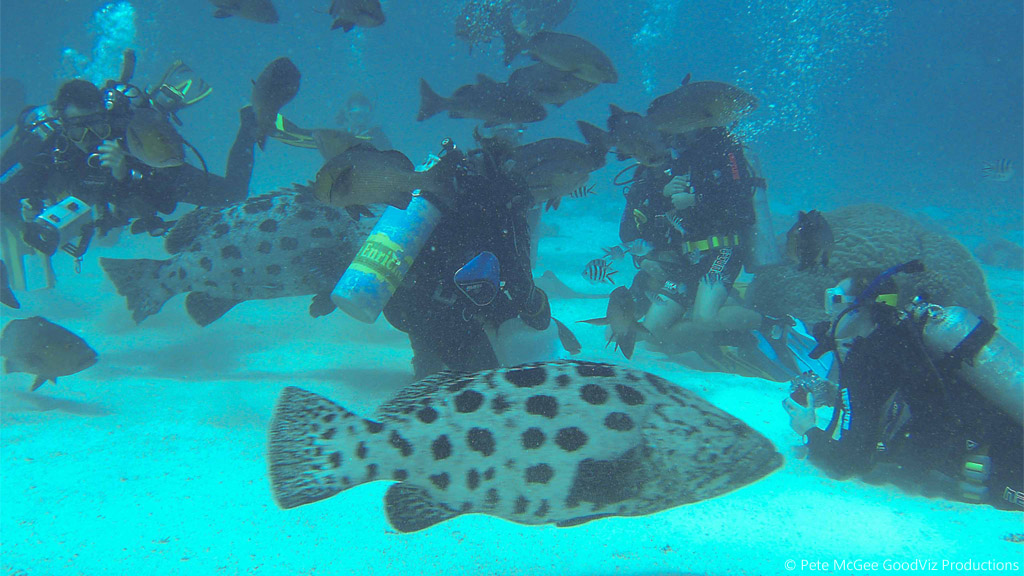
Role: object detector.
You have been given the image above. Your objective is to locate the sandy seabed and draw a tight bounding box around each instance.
[2,207,1022,576]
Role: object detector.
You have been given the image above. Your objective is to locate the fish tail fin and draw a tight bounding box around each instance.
[576,120,611,160]
[618,330,637,360]
[99,257,178,323]
[417,79,447,121]
[269,386,380,509]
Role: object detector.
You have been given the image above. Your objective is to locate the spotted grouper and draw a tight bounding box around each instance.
[100,190,374,326]
[268,360,782,532]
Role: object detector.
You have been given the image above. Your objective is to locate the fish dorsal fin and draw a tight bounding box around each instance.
[164,206,218,254]
[374,369,466,420]
[384,484,462,533]
[609,104,628,117]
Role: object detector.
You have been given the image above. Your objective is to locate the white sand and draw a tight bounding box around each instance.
[2,209,1022,576]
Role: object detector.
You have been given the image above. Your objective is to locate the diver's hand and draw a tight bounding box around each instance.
[662,175,692,197]
[782,393,816,436]
[670,192,696,210]
[97,140,129,181]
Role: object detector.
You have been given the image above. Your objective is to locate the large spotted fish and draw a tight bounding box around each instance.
[100,190,374,326]
[268,360,782,532]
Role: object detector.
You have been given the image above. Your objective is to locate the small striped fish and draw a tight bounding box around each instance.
[982,159,1014,182]
[569,184,596,199]
[583,258,616,284]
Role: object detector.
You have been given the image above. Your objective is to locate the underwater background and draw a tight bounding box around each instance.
[1,1,1022,574]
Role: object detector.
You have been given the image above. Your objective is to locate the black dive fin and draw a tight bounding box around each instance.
[384,484,462,533]
[185,293,242,327]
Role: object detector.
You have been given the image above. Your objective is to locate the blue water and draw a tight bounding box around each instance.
[1,1,1022,574]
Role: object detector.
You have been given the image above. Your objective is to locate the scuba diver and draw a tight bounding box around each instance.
[0,57,258,284]
[618,126,760,345]
[335,92,392,151]
[783,262,1024,511]
[381,138,551,379]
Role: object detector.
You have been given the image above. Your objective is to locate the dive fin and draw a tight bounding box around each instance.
[185,292,242,327]
[384,484,462,533]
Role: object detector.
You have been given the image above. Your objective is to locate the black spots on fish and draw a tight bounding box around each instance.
[321,427,337,440]
[321,207,340,222]
[366,463,379,480]
[341,476,351,486]
[624,371,641,382]
[605,412,635,431]
[574,361,616,378]
[416,406,438,424]
[534,500,550,518]
[257,241,273,254]
[556,374,572,387]
[490,393,512,414]
[483,467,495,481]
[364,419,384,434]
[267,264,282,275]
[485,488,499,507]
[468,428,496,456]
[329,451,342,468]
[430,473,450,490]
[580,384,608,405]
[514,496,529,514]
[310,227,332,239]
[460,502,474,512]
[503,365,547,388]
[432,435,452,460]
[189,243,202,253]
[297,208,316,221]
[356,442,368,459]
[221,245,242,259]
[324,413,337,423]
[243,196,274,214]
[455,390,484,413]
[177,268,187,280]
[467,469,480,490]
[615,385,645,406]
[393,469,409,481]
[389,431,414,457]
[555,427,588,452]
[644,372,671,394]
[231,267,245,277]
[505,459,517,470]
[525,395,558,418]
[521,427,546,449]
[525,463,554,484]
[566,448,643,507]
[213,222,230,238]
[447,377,474,393]
[204,280,218,288]
[259,219,278,233]
[280,237,299,250]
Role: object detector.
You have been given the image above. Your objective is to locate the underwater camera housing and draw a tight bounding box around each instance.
[23,196,94,257]
[789,371,837,408]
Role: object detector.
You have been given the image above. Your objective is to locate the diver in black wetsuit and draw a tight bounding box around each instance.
[0,77,257,247]
[383,143,550,379]
[783,267,1024,511]
[619,126,758,340]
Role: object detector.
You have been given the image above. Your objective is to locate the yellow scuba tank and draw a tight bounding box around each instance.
[912,301,1023,425]
[331,140,453,323]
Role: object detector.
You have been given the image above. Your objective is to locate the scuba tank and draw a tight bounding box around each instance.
[331,139,454,323]
[747,178,782,270]
[911,301,1023,425]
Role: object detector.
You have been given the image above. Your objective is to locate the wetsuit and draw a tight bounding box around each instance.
[620,127,757,312]
[807,311,1024,511]
[383,149,549,378]
[0,104,255,235]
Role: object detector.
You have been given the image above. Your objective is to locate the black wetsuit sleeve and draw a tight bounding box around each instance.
[1,126,48,178]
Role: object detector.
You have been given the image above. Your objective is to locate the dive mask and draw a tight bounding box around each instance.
[63,112,111,144]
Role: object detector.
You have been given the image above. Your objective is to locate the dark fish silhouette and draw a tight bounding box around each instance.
[786,210,834,270]
[328,0,385,32]
[579,286,648,359]
[418,76,547,127]
[208,0,279,23]
[1,316,98,391]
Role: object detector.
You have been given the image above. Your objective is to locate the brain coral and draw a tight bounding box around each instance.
[749,204,994,324]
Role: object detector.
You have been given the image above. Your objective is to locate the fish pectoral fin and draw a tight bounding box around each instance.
[30,376,49,392]
[332,20,355,32]
[345,205,374,221]
[384,484,462,533]
[185,293,242,327]
[578,317,610,325]
[556,513,616,528]
[309,293,336,318]
[213,9,234,19]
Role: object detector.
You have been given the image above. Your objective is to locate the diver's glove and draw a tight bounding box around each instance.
[519,286,551,331]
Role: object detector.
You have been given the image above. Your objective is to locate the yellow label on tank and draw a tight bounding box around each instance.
[349,233,410,291]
